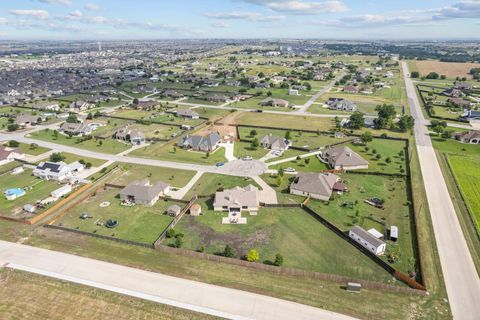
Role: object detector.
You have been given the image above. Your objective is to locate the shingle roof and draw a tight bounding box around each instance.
[119,179,169,202]
[350,225,385,248]
[323,146,368,168]
[214,185,259,208]
[290,172,339,198]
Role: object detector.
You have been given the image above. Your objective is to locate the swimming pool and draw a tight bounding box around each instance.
[5,188,26,200]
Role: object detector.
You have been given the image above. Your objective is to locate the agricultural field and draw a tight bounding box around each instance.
[166,201,394,283]
[411,60,480,79]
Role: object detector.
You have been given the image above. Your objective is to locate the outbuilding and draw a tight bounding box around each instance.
[390,225,398,242]
[349,225,386,256]
[51,184,73,199]
[167,205,182,217]
[190,203,202,216]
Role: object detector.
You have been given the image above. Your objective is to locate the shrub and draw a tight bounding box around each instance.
[246,249,260,262]
[223,245,235,258]
[273,253,284,267]
[8,140,19,147]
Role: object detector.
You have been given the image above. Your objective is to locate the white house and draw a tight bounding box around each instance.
[33,161,84,182]
[289,89,299,96]
[349,226,386,256]
[0,146,25,166]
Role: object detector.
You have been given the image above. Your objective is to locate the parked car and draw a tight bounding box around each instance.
[272,150,283,156]
[242,156,253,161]
[284,167,296,173]
[215,162,224,167]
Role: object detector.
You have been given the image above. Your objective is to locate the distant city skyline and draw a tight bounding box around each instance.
[0,0,479,40]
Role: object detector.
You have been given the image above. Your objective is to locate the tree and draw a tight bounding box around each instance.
[276,175,283,187]
[133,98,139,105]
[360,131,373,144]
[29,143,38,150]
[432,125,444,135]
[349,112,364,129]
[441,130,452,139]
[267,91,272,97]
[398,115,415,132]
[174,237,183,248]
[376,154,382,160]
[251,137,259,149]
[273,253,284,267]
[166,228,176,238]
[66,114,78,123]
[374,104,396,129]
[49,152,65,163]
[7,124,19,132]
[285,131,292,140]
[86,112,93,120]
[8,140,19,147]
[426,72,439,79]
[246,249,260,262]
[223,245,235,258]
[206,151,210,158]
[304,157,310,166]
[85,162,92,169]
[410,71,420,78]
[385,156,392,163]
[250,129,257,136]
[258,72,265,78]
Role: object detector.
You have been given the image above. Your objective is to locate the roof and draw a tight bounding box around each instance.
[0,146,21,160]
[350,225,385,248]
[260,135,289,149]
[36,161,66,173]
[290,172,339,198]
[177,109,199,117]
[455,130,480,140]
[178,132,221,150]
[167,204,182,213]
[214,185,259,208]
[60,122,89,133]
[323,146,369,168]
[119,179,169,202]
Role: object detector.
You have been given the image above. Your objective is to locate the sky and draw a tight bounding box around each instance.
[0,0,479,40]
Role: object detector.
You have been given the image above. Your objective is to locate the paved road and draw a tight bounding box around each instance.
[0,240,356,320]
[295,73,345,113]
[402,61,480,320]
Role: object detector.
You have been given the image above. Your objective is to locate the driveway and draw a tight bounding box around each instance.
[402,61,480,320]
[252,175,278,204]
[0,240,357,320]
[219,142,236,162]
[295,73,345,113]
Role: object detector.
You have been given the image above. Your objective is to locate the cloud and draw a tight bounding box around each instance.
[242,0,348,14]
[34,0,73,6]
[84,3,100,11]
[204,11,285,22]
[210,21,229,28]
[57,9,83,20]
[0,17,9,25]
[9,10,50,20]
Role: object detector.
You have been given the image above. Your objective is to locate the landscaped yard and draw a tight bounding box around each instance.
[56,187,176,244]
[183,173,260,199]
[29,129,130,154]
[233,141,270,159]
[166,202,395,283]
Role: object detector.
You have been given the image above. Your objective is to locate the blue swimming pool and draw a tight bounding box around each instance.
[5,188,26,199]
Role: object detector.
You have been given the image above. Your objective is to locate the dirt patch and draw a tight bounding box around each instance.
[414,60,480,79]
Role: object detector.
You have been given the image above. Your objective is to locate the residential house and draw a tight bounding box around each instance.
[214,185,259,224]
[113,126,145,145]
[208,95,230,103]
[454,83,472,90]
[462,110,480,120]
[33,102,60,111]
[163,90,183,99]
[0,146,24,166]
[442,88,465,98]
[326,98,358,112]
[177,132,221,152]
[259,134,290,151]
[69,100,93,112]
[260,98,289,108]
[16,114,41,127]
[454,130,480,144]
[448,97,471,108]
[137,100,158,110]
[176,109,199,119]
[289,89,299,96]
[343,85,360,94]
[59,122,93,136]
[319,146,369,170]
[33,161,84,182]
[349,226,386,256]
[290,172,344,201]
[119,179,170,206]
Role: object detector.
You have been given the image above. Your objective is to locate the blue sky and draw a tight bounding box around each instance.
[0,0,479,40]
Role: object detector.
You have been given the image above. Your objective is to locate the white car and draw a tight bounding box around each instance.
[272,150,283,156]
[242,156,253,161]
[284,167,296,173]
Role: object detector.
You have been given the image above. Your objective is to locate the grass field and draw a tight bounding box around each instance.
[350,139,408,175]
[56,152,107,168]
[183,173,259,199]
[30,129,130,154]
[233,140,270,159]
[235,113,334,131]
[9,142,50,156]
[413,60,480,79]
[0,269,218,320]
[167,203,395,283]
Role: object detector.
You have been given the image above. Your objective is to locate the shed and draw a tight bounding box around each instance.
[167,205,182,217]
[51,184,73,199]
[390,225,398,242]
[368,228,384,239]
[346,282,361,292]
[23,204,35,213]
[190,203,202,216]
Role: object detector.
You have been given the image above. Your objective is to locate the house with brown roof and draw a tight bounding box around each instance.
[454,130,480,144]
[15,114,41,127]
[290,172,344,201]
[214,185,260,224]
[260,98,289,108]
[319,146,369,170]
[0,146,24,166]
[259,134,290,151]
[113,126,145,145]
[176,109,199,119]
[119,179,169,206]
[343,85,360,94]
[448,97,471,108]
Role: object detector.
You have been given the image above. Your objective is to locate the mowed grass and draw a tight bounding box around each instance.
[0,269,219,320]
[350,139,408,175]
[448,155,480,230]
[9,142,50,156]
[59,152,107,167]
[30,129,130,154]
[168,204,395,284]
[56,187,175,244]
[183,173,260,199]
[236,112,335,131]
[233,141,270,159]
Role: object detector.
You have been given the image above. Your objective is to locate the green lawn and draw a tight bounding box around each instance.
[183,173,259,199]
[236,113,335,131]
[30,129,130,155]
[233,141,270,159]
[3,142,50,156]
[269,155,330,173]
[350,140,408,175]
[58,153,107,168]
[167,203,395,284]
[56,187,175,244]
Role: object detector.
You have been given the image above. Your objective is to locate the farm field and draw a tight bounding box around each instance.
[412,60,480,79]
[166,203,395,283]
[29,128,130,154]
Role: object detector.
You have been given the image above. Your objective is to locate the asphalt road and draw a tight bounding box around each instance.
[402,61,480,319]
[0,240,357,320]
[295,73,345,113]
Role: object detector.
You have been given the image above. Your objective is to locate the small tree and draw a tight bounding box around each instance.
[85,162,92,169]
[174,237,183,248]
[166,228,176,238]
[8,140,19,147]
[304,157,310,166]
[49,152,65,163]
[376,153,382,160]
[360,131,373,144]
[223,245,235,258]
[385,156,391,163]
[276,175,283,187]
[250,129,257,136]
[246,249,260,262]
[29,143,38,150]
[251,137,259,149]
[273,253,284,266]
[206,151,210,158]
[7,124,19,132]
[285,131,291,140]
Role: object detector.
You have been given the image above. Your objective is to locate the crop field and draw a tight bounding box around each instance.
[413,60,480,79]
[166,202,394,283]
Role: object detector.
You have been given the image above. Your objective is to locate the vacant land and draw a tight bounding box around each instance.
[168,204,395,283]
[11,142,50,156]
[235,112,334,131]
[0,269,218,320]
[413,60,480,79]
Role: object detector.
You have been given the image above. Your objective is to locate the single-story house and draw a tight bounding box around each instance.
[163,90,183,99]
[33,161,84,182]
[260,98,289,108]
[59,122,93,136]
[454,130,480,144]
[290,172,344,201]
[214,185,260,219]
[51,184,73,199]
[0,146,24,166]
[448,98,471,108]
[343,85,360,94]
[113,126,145,145]
[442,88,465,98]
[454,83,472,90]
[208,95,230,103]
[16,114,41,127]
[176,109,199,119]
[326,98,358,112]
[462,110,480,120]
[119,179,170,206]
[69,100,93,111]
[259,134,290,151]
[166,204,182,217]
[289,89,299,96]
[349,225,386,256]
[137,100,158,110]
[177,132,221,152]
[319,146,369,170]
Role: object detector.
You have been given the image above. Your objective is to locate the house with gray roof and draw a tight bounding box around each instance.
[16,114,41,127]
[260,98,289,108]
[113,126,145,145]
[33,161,84,182]
[60,122,93,136]
[326,98,358,112]
[177,132,221,152]
[454,130,480,144]
[349,225,386,256]
[290,172,343,201]
[214,185,259,224]
[319,146,369,170]
[119,179,169,206]
[259,134,290,151]
[176,109,199,119]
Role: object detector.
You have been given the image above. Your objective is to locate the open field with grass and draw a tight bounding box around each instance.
[230,96,296,112]
[167,202,395,283]
[55,187,175,243]
[412,60,480,79]
[5,141,50,156]
[0,269,218,320]
[56,152,107,168]
[233,140,270,159]
[235,112,334,130]
[269,155,330,173]
[29,128,130,154]
[0,168,59,218]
